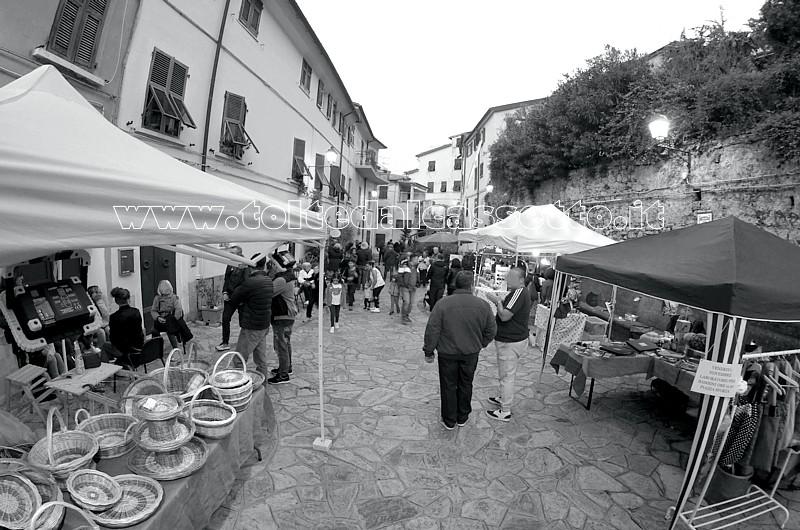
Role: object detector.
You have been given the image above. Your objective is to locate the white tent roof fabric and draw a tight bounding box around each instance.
[459,204,615,254]
[0,66,324,268]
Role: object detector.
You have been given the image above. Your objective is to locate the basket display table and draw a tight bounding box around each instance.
[61,386,265,530]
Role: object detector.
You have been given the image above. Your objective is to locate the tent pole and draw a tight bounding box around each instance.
[313,235,331,452]
[606,286,618,339]
[537,271,565,386]
[60,339,68,375]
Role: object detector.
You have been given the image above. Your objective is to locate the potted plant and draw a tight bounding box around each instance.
[685,333,707,359]
[196,278,223,326]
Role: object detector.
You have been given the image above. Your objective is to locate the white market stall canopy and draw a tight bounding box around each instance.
[459,204,615,254]
[0,66,324,269]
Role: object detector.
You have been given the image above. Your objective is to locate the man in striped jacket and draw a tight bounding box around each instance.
[484,267,532,422]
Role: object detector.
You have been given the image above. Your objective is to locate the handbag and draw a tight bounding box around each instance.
[82,351,101,369]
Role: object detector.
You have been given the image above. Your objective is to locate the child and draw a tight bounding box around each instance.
[345,260,359,311]
[387,273,400,315]
[325,273,343,333]
[364,285,373,310]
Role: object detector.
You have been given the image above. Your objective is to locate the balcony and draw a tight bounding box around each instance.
[356,150,387,184]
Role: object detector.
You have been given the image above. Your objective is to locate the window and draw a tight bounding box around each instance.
[395,219,405,228]
[48,0,108,69]
[454,158,462,170]
[466,143,473,157]
[481,127,486,143]
[316,79,324,108]
[440,181,447,193]
[326,94,333,119]
[427,182,434,193]
[378,186,388,200]
[299,59,312,93]
[314,153,328,191]
[331,101,337,128]
[379,207,389,223]
[453,181,462,192]
[479,163,484,178]
[473,167,478,190]
[143,49,196,137]
[347,126,354,146]
[329,165,341,198]
[220,91,258,159]
[291,138,308,182]
[338,111,345,135]
[455,137,463,148]
[474,136,480,150]
[238,0,262,36]
[427,161,436,172]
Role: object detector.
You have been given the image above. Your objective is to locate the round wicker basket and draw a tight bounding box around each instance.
[29,501,98,530]
[74,410,137,459]
[89,474,163,528]
[187,385,236,439]
[133,393,184,422]
[28,409,99,488]
[0,471,42,530]
[209,351,250,389]
[247,370,265,388]
[66,470,121,512]
[150,349,208,402]
[0,459,64,530]
[120,377,167,418]
[133,413,195,453]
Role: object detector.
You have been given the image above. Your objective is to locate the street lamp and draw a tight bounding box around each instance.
[648,114,691,176]
[486,184,494,194]
[325,147,338,164]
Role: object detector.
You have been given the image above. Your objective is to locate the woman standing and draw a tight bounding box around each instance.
[366,261,385,313]
[445,258,462,296]
[150,280,183,348]
[344,261,359,311]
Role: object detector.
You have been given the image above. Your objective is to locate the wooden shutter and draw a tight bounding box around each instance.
[74,0,106,67]
[240,0,252,23]
[225,93,246,124]
[51,0,83,56]
[170,61,187,98]
[150,50,171,88]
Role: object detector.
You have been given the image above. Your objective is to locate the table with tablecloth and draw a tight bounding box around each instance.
[534,305,587,357]
[62,385,266,530]
[474,286,507,316]
[648,357,700,397]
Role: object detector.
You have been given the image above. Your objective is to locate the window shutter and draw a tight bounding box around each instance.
[74,0,106,67]
[225,93,246,124]
[150,50,171,89]
[241,0,252,22]
[52,0,83,56]
[170,61,187,98]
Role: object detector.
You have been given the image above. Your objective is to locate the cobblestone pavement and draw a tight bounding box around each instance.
[181,297,800,530]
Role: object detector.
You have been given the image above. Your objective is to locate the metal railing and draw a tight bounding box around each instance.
[357,150,379,169]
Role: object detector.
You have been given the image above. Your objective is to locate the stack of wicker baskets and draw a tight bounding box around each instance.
[0,459,64,530]
[186,385,236,439]
[209,352,253,412]
[27,409,99,490]
[150,349,207,402]
[74,409,137,460]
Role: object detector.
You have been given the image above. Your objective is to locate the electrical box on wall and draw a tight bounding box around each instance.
[119,249,134,275]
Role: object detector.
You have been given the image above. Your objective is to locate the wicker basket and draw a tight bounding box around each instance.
[133,413,195,453]
[29,501,98,530]
[184,342,211,372]
[247,370,265,388]
[209,351,250,389]
[28,409,99,488]
[66,470,121,512]
[150,349,208,402]
[187,385,236,439]
[0,459,64,530]
[0,472,42,529]
[120,377,167,417]
[74,410,137,459]
[0,445,30,460]
[126,437,208,481]
[90,474,163,528]
[133,393,184,422]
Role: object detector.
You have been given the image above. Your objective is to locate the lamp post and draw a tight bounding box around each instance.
[648,115,691,176]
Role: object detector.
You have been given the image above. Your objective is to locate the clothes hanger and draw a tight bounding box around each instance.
[775,367,800,388]
[763,374,785,396]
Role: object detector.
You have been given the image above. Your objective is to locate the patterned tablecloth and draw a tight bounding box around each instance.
[474,286,507,316]
[534,305,587,358]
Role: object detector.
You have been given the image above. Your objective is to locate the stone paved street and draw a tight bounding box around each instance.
[185,296,800,530]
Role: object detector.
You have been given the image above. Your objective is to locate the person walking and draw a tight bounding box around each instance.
[427,254,448,308]
[446,258,462,296]
[325,274,344,333]
[484,267,532,422]
[540,267,555,305]
[423,272,496,429]
[326,243,343,274]
[268,249,297,384]
[217,246,249,351]
[387,273,401,315]
[303,265,321,323]
[417,251,430,287]
[344,260,359,311]
[382,243,398,278]
[366,261,385,313]
[229,254,274,379]
[296,262,313,306]
[356,242,371,291]
[397,254,419,325]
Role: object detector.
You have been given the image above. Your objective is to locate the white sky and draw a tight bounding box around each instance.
[296,0,765,173]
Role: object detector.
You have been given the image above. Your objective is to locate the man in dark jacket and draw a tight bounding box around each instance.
[217,246,250,351]
[382,244,398,278]
[428,254,449,308]
[424,272,496,429]
[356,242,371,290]
[326,243,343,273]
[268,249,297,384]
[229,254,274,377]
[397,254,419,324]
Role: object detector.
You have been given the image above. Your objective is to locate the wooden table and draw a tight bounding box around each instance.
[45,363,122,423]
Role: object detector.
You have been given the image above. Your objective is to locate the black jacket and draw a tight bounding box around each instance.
[423,289,496,358]
[383,247,398,268]
[109,305,144,353]
[428,259,448,288]
[223,265,250,295]
[326,247,343,272]
[446,265,462,294]
[356,248,371,266]
[229,270,274,330]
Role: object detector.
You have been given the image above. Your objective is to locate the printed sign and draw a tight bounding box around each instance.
[690,360,742,397]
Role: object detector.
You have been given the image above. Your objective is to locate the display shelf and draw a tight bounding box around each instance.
[677,486,789,529]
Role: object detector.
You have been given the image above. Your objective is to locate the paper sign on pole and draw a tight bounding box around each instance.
[690,360,742,398]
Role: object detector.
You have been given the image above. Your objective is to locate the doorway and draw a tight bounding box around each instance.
[140,247,176,333]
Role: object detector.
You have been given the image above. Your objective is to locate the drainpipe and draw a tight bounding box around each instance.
[200,0,232,173]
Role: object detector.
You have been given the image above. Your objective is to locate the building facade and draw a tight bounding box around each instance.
[0,0,385,326]
[373,173,429,249]
[413,142,463,207]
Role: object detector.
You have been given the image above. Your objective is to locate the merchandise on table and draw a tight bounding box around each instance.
[88,474,163,528]
[126,436,209,481]
[0,458,64,530]
[133,394,183,422]
[74,409,137,459]
[133,414,195,452]
[186,385,237,439]
[66,469,122,512]
[247,370,265,388]
[0,472,41,529]
[30,501,97,530]
[119,377,167,417]
[149,349,208,402]
[210,351,253,412]
[27,408,99,488]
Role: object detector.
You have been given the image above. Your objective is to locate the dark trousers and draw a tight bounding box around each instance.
[437,353,479,427]
[430,285,445,308]
[419,269,428,286]
[273,320,293,376]
[347,284,357,307]
[329,305,341,327]
[372,285,384,308]
[221,300,236,344]
[306,290,319,318]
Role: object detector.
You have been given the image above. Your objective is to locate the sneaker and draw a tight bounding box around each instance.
[487,396,502,406]
[457,417,469,427]
[90,346,102,354]
[304,300,309,305]
[335,323,340,329]
[216,343,230,351]
[267,375,290,385]
[486,409,512,422]
[389,311,394,315]
[371,308,381,313]
[270,367,293,375]
[330,327,335,334]
[439,418,455,430]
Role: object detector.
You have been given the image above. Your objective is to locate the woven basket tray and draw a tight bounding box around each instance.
[30,501,98,530]
[127,437,208,481]
[150,349,208,402]
[66,469,121,512]
[0,472,42,529]
[133,413,195,453]
[90,474,163,528]
[28,409,99,487]
[133,393,184,422]
[74,410,137,459]
[209,351,250,389]
[215,378,253,402]
[247,370,265,388]
[0,459,64,530]
[120,377,167,417]
[187,385,236,439]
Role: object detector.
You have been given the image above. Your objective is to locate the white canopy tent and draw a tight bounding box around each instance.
[0,66,333,449]
[459,204,615,254]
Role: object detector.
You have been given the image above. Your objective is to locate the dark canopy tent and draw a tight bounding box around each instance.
[541,216,800,528]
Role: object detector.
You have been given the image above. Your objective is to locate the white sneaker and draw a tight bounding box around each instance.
[330,327,335,333]
[90,346,102,354]
[370,308,381,313]
[335,323,340,329]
